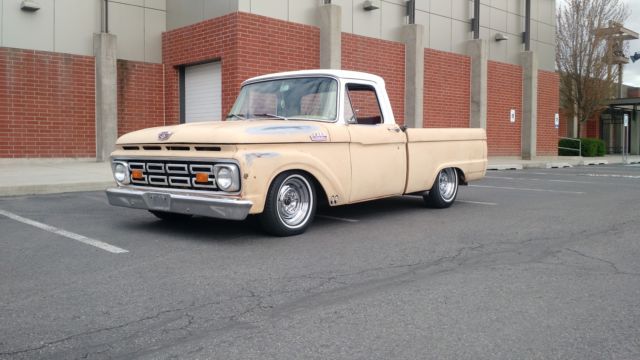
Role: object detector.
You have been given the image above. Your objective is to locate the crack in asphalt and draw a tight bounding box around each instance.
[4,216,639,358]
[563,248,640,276]
[0,295,247,357]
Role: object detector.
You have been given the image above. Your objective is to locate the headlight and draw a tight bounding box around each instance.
[214,164,240,192]
[113,162,130,184]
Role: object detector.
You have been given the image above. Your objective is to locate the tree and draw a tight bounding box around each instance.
[556,0,629,137]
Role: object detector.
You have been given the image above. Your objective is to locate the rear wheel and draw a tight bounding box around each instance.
[424,168,458,208]
[149,210,193,221]
[259,172,316,236]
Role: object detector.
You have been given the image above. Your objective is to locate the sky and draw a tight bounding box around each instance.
[557,0,640,87]
[621,0,640,87]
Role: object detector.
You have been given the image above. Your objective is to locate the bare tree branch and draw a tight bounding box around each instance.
[556,0,629,136]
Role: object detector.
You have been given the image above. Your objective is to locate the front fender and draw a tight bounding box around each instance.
[236,144,351,213]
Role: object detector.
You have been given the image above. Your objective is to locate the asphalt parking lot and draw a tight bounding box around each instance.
[1,164,640,360]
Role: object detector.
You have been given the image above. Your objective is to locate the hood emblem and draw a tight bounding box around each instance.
[310,132,328,142]
[158,131,173,141]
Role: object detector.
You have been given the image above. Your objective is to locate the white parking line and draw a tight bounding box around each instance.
[0,209,129,254]
[316,215,359,223]
[486,175,597,185]
[405,194,496,206]
[457,200,497,206]
[531,171,640,179]
[469,184,584,194]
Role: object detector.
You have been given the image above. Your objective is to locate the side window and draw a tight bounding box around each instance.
[346,84,383,125]
[344,91,356,123]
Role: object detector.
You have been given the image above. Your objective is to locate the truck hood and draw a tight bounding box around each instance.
[116,120,334,145]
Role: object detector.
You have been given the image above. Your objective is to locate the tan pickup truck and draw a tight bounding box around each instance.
[107,70,487,236]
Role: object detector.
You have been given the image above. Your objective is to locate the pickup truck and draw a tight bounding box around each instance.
[106,70,487,236]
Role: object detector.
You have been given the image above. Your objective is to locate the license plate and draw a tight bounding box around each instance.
[144,192,171,211]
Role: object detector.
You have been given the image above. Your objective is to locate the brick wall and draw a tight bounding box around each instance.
[117,60,165,136]
[0,47,95,158]
[537,70,560,155]
[236,14,319,87]
[424,49,470,128]
[586,115,600,138]
[487,61,522,156]
[163,12,319,125]
[342,33,405,125]
[163,13,238,125]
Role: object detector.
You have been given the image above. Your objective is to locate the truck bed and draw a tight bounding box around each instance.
[404,128,487,194]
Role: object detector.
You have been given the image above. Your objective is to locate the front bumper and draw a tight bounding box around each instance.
[106,187,253,220]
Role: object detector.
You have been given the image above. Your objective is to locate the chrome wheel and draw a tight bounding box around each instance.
[424,167,459,208]
[276,174,313,229]
[438,168,458,202]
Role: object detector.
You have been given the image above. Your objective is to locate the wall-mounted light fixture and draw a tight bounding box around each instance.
[406,0,415,24]
[20,0,40,11]
[495,33,509,41]
[363,0,379,11]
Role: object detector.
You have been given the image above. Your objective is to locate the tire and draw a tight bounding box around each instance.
[259,172,317,236]
[424,168,459,208]
[149,210,193,221]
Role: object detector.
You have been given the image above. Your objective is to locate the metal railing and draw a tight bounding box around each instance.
[559,137,581,157]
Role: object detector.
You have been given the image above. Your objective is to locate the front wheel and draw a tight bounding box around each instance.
[424,168,459,208]
[259,172,317,236]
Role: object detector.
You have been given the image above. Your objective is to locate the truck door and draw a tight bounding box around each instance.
[345,82,407,202]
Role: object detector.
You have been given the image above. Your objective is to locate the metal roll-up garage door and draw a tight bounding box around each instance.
[184,61,221,123]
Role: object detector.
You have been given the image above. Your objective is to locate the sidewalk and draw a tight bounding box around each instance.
[1,155,640,197]
[487,155,640,170]
[0,159,114,197]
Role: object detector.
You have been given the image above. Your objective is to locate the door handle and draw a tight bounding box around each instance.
[387,127,400,133]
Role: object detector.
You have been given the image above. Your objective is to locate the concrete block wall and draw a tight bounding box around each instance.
[0,2,560,159]
[0,48,95,158]
[166,0,556,71]
[0,0,166,63]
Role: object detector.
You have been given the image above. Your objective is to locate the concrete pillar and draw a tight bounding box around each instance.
[521,51,538,160]
[319,4,341,69]
[467,39,488,129]
[631,109,639,155]
[94,33,118,162]
[403,24,424,128]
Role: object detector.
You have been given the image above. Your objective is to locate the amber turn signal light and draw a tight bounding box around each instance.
[131,170,144,180]
[195,172,209,183]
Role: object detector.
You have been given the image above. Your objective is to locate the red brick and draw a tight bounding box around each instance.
[0,47,95,158]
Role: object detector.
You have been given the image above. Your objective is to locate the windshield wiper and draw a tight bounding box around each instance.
[226,113,246,120]
[253,113,288,120]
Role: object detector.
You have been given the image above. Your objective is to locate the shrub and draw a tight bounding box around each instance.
[596,140,606,156]
[558,138,580,156]
[580,138,605,157]
[558,138,606,157]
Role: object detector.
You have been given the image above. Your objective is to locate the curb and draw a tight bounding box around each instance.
[545,162,573,169]
[487,164,524,171]
[0,182,114,197]
[582,160,609,166]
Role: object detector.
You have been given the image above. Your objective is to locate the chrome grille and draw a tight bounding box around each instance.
[120,160,224,191]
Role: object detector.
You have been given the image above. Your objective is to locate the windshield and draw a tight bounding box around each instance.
[228,77,338,121]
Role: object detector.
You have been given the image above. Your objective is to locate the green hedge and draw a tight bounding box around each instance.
[558,138,606,157]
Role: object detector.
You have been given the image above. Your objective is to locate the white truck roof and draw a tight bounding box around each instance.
[243,69,386,88]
